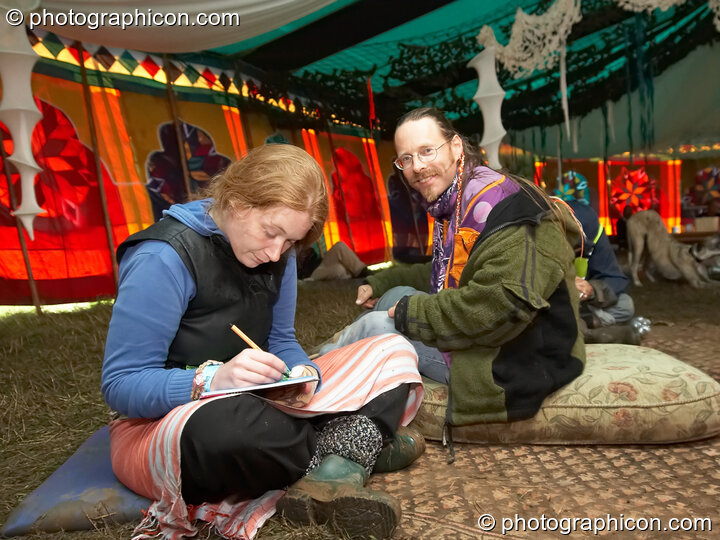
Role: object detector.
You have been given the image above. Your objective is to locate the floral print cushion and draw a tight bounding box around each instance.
[410,344,720,444]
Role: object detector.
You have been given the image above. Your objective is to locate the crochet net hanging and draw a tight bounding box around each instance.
[612,0,720,52]
[475,0,582,79]
[613,0,687,12]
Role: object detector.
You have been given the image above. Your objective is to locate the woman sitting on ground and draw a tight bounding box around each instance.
[102,144,424,540]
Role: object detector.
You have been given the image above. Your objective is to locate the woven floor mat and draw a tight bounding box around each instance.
[370,321,720,540]
[370,437,718,539]
[644,323,720,383]
[378,282,720,539]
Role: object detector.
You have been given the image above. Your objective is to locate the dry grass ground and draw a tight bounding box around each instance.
[1,277,719,539]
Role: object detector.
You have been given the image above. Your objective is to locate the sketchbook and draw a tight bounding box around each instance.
[199,374,319,399]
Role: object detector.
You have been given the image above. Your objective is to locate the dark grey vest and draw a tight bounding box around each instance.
[117,216,287,369]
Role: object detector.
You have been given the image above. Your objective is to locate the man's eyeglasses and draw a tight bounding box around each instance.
[394,140,450,170]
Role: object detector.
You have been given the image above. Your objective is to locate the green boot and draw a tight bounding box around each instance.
[278,454,401,540]
[374,426,426,473]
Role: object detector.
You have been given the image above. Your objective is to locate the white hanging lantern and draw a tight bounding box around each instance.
[476,0,582,148]
[467,46,506,170]
[0,1,43,240]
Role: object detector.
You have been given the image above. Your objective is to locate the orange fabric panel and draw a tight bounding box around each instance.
[222,105,248,159]
[90,86,153,238]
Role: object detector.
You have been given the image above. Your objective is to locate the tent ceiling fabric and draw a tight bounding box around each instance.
[239,0,451,72]
[513,41,720,158]
[29,0,720,157]
[36,0,342,52]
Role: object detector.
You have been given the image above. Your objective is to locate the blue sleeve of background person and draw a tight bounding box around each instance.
[101,241,197,419]
[568,200,629,296]
[587,232,629,296]
[268,250,322,385]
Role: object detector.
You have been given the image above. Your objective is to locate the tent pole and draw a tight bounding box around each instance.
[163,56,193,200]
[232,63,255,150]
[77,42,119,287]
[324,126,356,251]
[0,130,42,314]
[289,129,300,147]
[239,110,254,150]
[556,125,563,191]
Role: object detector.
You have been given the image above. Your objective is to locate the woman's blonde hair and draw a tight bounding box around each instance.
[207,144,328,248]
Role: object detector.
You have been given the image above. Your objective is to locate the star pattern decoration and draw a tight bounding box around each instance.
[610,167,658,216]
[553,171,589,204]
[689,167,720,205]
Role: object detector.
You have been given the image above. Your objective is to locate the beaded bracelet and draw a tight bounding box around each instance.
[191,360,222,400]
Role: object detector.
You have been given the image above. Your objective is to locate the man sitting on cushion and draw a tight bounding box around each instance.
[320,107,586,427]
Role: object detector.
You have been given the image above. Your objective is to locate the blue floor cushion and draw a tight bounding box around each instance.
[1,426,150,537]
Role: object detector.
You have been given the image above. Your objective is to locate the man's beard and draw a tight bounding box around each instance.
[424,189,441,203]
[412,168,442,201]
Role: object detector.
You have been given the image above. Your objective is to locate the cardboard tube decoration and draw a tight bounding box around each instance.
[467,47,506,170]
[0,1,43,240]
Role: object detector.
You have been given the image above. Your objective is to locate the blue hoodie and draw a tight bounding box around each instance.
[568,200,629,296]
[102,199,319,418]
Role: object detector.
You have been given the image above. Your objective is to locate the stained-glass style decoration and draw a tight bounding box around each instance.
[553,170,589,204]
[145,122,231,221]
[330,148,386,264]
[610,167,659,215]
[689,167,720,206]
[141,55,161,78]
[93,46,116,71]
[30,29,242,96]
[0,99,128,304]
[118,50,140,74]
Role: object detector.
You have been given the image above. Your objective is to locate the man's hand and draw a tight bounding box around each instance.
[210,349,287,391]
[575,277,594,302]
[387,302,398,318]
[356,284,378,309]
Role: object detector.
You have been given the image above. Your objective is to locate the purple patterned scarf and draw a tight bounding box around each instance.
[424,175,459,294]
[424,165,515,293]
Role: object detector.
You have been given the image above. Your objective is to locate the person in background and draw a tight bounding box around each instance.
[568,200,641,345]
[298,240,371,281]
[319,107,585,435]
[386,164,432,264]
[102,144,424,540]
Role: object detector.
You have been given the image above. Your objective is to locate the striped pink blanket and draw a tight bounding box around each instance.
[110,334,423,539]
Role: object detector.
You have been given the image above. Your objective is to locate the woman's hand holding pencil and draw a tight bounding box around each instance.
[208,325,288,392]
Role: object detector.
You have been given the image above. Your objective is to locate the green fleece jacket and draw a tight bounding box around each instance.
[368,188,585,425]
